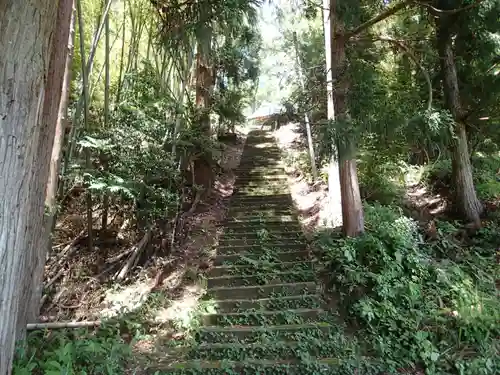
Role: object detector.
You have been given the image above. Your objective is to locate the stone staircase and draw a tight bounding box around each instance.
[163,129,339,374]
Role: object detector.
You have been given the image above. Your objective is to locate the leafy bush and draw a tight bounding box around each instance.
[315,204,500,374]
[13,324,133,375]
[422,155,500,201]
[357,151,406,205]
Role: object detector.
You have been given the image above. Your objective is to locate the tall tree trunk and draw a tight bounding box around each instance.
[292,31,318,180]
[323,0,342,228]
[46,1,76,238]
[33,0,75,324]
[195,25,213,135]
[435,11,482,224]
[21,0,75,326]
[324,0,364,235]
[0,1,58,373]
[333,27,364,237]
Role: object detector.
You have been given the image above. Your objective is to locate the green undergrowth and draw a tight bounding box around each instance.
[423,154,500,201]
[13,322,135,375]
[356,148,500,205]
[315,203,500,375]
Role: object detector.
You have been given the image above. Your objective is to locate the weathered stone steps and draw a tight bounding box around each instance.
[161,128,335,373]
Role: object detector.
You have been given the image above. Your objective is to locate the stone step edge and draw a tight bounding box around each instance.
[207,281,316,294]
[156,357,341,370]
[208,270,315,283]
[208,260,315,273]
[214,250,310,263]
[201,294,322,312]
[199,321,332,333]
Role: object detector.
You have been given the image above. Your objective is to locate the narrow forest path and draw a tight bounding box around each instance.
[161,128,342,374]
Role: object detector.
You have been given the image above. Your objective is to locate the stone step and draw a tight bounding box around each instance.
[225,215,296,224]
[236,171,287,177]
[197,322,334,343]
[201,294,322,314]
[228,209,294,219]
[215,243,307,256]
[206,281,317,300]
[207,260,315,277]
[150,358,339,373]
[230,193,291,202]
[207,270,316,288]
[201,307,324,326]
[214,250,310,266]
[219,232,305,246]
[184,340,339,361]
[229,201,294,210]
[218,237,306,248]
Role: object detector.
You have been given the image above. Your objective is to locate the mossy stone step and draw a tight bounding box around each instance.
[228,202,294,211]
[215,243,306,256]
[207,270,316,288]
[184,340,341,361]
[196,322,334,343]
[230,193,291,202]
[228,209,294,218]
[225,216,297,225]
[149,358,341,373]
[207,260,315,277]
[224,222,302,237]
[200,307,324,326]
[214,250,310,266]
[199,294,322,313]
[218,237,306,248]
[219,232,305,246]
[207,281,317,300]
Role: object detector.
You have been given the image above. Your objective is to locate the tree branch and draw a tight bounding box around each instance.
[375,37,433,111]
[344,1,413,39]
[415,0,484,16]
[344,0,484,40]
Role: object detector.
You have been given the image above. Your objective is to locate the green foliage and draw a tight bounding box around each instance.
[77,63,182,224]
[422,154,500,201]
[316,203,500,374]
[13,324,133,375]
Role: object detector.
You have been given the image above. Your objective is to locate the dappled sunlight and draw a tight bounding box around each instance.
[99,279,153,319]
[154,282,205,327]
[273,122,340,234]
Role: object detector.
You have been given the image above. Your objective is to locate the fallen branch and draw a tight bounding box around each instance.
[105,246,135,264]
[44,267,66,290]
[114,230,151,281]
[27,321,101,330]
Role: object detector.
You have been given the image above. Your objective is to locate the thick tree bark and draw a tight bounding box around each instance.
[0,1,58,373]
[435,12,483,224]
[28,0,76,326]
[331,1,364,236]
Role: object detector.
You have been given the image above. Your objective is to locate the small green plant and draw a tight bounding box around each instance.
[13,323,133,375]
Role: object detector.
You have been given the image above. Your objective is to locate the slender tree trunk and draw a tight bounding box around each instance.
[292,32,318,180]
[76,0,94,252]
[46,1,76,237]
[322,0,342,228]
[0,1,58,373]
[435,12,482,224]
[195,25,213,135]
[102,10,111,231]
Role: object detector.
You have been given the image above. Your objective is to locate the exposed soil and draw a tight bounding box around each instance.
[40,127,249,324]
[273,122,338,237]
